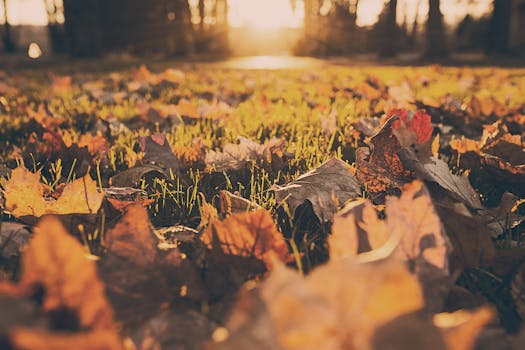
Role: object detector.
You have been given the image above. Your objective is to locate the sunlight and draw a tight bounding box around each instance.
[228,0,303,29]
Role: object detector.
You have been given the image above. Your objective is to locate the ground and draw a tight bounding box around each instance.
[0,61,524,350]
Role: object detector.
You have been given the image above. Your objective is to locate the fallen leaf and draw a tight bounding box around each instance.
[0,222,30,260]
[104,187,153,212]
[418,158,482,210]
[434,204,495,270]
[109,164,167,188]
[21,216,116,330]
[104,204,158,266]
[78,133,110,159]
[9,329,123,350]
[217,190,262,217]
[331,180,450,271]
[356,115,413,195]
[0,222,31,276]
[205,137,290,172]
[220,258,424,350]
[435,307,493,350]
[330,199,389,258]
[139,133,185,181]
[273,158,361,222]
[2,166,104,219]
[202,209,290,267]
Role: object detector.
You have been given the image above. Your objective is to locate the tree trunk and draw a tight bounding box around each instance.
[379,0,398,57]
[425,0,448,58]
[173,0,193,55]
[2,0,15,52]
[198,0,205,33]
[487,0,511,53]
[63,0,102,57]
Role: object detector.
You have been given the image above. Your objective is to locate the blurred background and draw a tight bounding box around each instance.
[0,0,523,63]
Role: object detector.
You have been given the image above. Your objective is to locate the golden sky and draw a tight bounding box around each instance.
[1,0,492,28]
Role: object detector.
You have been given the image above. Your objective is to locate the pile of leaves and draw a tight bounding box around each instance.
[0,64,524,349]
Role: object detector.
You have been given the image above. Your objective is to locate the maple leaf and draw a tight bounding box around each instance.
[2,166,104,219]
[201,209,290,267]
[273,158,361,222]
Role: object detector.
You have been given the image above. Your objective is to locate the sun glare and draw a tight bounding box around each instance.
[228,0,303,29]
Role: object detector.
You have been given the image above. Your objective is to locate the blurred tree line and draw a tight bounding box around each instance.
[294,0,521,57]
[37,0,229,57]
[0,0,522,57]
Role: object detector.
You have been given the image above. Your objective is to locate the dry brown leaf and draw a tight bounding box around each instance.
[1,166,46,218]
[201,209,289,267]
[435,204,495,270]
[205,137,290,172]
[273,158,361,222]
[2,166,104,218]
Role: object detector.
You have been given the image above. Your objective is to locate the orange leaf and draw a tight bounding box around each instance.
[78,134,110,158]
[104,204,158,267]
[2,166,104,218]
[10,329,123,350]
[21,216,116,330]
[435,307,493,350]
[330,199,389,258]
[330,180,449,271]
[202,209,289,267]
[227,258,424,350]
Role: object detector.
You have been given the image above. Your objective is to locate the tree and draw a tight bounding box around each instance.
[425,0,448,57]
[2,0,15,52]
[62,0,102,57]
[44,0,66,53]
[379,0,398,57]
[198,0,205,33]
[486,0,511,53]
